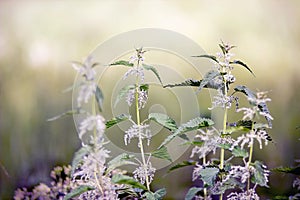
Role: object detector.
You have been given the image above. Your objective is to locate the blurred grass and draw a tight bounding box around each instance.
[0,0,300,199]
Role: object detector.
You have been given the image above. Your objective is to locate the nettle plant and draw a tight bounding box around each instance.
[164,42,273,200]
[14,42,273,200]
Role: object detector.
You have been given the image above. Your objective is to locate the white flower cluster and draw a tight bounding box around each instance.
[293,177,300,190]
[123,49,146,82]
[124,124,151,146]
[216,51,234,70]
[209,89,236,110]
[230,129,269,150]
[190,128,220,159]
[192,163,204,181]
[237,91,273,123]
[73,147,110,182]
[78,115,106,141]
[129,49,145,64]
[77,82,97,107]
[133,161,156,185]
[226,165,255,184]
[227,189,259,200]
[125,88,148,109]
[73,57,98,107]
[195,195,213,200]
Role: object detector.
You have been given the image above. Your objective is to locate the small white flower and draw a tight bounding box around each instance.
[72,56,96,81]
[77,81,97,107]
[129,48,145,64]
[230,129,269,150]
[192,163,204,181]
[125,87,148,108]
[79,115,106,140]
[125,88,135,106]
[123,48,146,82]
[227,189,260,200]
[123,66,145,82]
[133,161,156,184]
[237,107,256,121]
[293,177,300,190]
[124,124,151,146]
[190,128,221,159]
[209,89,235,110]
[138,89,148,109]
[227,165,255,184]
[224,74,236,83]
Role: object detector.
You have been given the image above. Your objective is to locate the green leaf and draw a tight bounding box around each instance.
[159,117,214,148]
[154,188,167,200]
[168,160,196,173]
[112,174,147,190]
[232,146,249,158]
[192,54,219,64]
[226,120,253,134]
[218,143,231,150]
[182,141,204,147]
[230,60,255,77]
[163,79,201,88]
[64,185,95,200]
[106,114,130,129]
[106,153,137,174]
[148,113,177,132]
[150,146,172,162]
[71,146,91,175]
[198,70,220,92]
[109,60,134,67]
[114,85,135,107]
[142,64,163,85]
[273,166,300,175]
[199,167,219,186]
[251,161,269,187]
[144,192,156,200]
[140,84,149,91]
[143,189,166,200]
[47,109,85,121]
[95,86,104,112]
[185,187,202,200]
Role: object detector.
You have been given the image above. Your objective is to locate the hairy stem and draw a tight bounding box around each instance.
[135,66,150,191]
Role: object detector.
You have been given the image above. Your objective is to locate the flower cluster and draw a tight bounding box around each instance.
[124,123,151,146]
[125,87,148,109]
[123,48,146,82]
[230,129,269,150]
[78,114,106,141]
[133,159,156,185]
[209,89,237,110]
[14,166,78,200]
[227,188,259,200]
[190,128,220,159]
[72,56,97,107]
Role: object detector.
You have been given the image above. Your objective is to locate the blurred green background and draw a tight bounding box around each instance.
[1,0,300,199]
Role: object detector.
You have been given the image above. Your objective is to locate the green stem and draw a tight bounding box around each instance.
[219,73,228,200]
[247,143,254,193]
[135,68,150,191]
